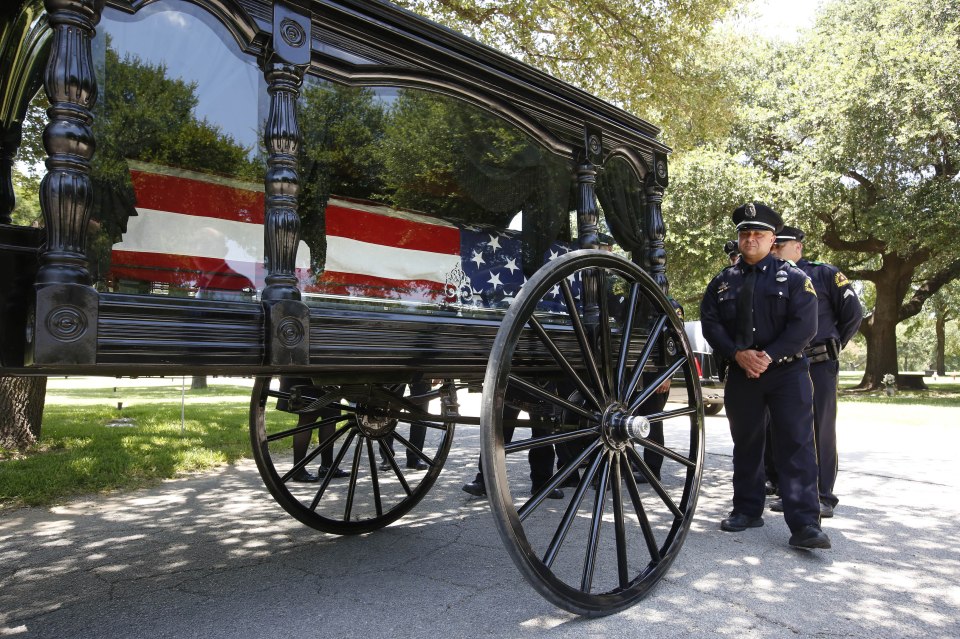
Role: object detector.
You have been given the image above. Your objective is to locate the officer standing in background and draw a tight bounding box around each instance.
[700,202,829,550]
[724,239,740,265]
[771,226,863,517]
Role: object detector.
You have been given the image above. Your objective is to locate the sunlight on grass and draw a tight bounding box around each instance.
[0,378,270,509]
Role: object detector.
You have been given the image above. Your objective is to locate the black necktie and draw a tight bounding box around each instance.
[735,265,756,350]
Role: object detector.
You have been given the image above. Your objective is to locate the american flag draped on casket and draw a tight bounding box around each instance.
[110,162,578,307]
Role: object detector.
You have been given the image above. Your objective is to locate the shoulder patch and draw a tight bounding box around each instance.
[804,278,817,297]
[835,271,850,288]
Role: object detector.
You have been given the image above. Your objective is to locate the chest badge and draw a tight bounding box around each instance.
[718,281,730,294]
[775,270,788,282]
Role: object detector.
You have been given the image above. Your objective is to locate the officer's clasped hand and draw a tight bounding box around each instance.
[734,349,770,379]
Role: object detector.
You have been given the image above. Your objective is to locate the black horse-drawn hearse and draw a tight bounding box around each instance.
[1,0,704,615]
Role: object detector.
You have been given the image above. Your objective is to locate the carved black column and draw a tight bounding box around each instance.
[643,151,669,296]
[261,3,310,366]
[0,124,21,225]
[575,132,604,374]
[30,0,103,365]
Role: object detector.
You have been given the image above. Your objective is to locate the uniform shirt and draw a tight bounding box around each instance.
[796,258,863,348]
[700,253,818,364]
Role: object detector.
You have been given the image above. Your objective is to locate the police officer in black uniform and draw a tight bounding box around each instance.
[724,239,740,265]
[700,202,830,550]
[771,226,863,517]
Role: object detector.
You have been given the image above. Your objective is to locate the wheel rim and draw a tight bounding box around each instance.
[481,250,704,616]
[250,378,457,535]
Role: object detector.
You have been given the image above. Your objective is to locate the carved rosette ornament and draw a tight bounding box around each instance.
[31,0,103,366]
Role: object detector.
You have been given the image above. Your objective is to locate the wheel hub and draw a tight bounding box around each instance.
[355,407,396,438]
[600,403,650,450]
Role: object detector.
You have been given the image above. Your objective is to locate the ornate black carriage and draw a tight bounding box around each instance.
[1,0,704,616]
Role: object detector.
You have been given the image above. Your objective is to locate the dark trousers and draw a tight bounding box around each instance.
[283,377,337,468]
[724,360,820,532]
[640,389,669,477]
[762,410,778,491]
[477,406,555,487]
[810,359,840,507]
[384,380,429,464]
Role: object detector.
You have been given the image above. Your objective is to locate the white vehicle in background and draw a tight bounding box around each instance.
[671,321,725,415]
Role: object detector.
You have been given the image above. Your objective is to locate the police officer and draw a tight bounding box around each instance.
[724,239,740,265]
[771,226,863,517]
[700,202,829,550]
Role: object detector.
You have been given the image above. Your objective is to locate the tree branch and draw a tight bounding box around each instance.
[898,258,960,321]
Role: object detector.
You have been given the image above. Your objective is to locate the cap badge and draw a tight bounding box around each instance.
[745,203,757,219]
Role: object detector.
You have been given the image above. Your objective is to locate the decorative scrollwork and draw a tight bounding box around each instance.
[276,317,304,347]
[280,18,306,48]
[46,305,87,342]
[443,262,474,307]
[656,160,667,180]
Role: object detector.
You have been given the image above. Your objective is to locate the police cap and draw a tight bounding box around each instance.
[732,202,783,233]
[776,225,805,243]
[723,239,739,257]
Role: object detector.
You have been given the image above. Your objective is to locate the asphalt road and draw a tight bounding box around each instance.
[2,400,959,638]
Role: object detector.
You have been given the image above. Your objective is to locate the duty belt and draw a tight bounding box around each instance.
[803,342,835,364]
[772,352,804,366]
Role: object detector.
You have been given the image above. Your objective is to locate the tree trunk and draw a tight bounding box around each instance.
[0,376,47,449]
[935,314,947,376]
[859,268,906,390]
[191,376,208,390]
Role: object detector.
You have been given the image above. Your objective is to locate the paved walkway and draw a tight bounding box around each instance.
[2,401,959,638]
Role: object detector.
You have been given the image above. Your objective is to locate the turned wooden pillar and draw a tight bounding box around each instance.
[30,0,103,365]
[261,2,310,366]
[642,151,669,296]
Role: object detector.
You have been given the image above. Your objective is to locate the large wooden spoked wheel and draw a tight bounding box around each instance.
[481,250,704,616]
[250,378,457,535]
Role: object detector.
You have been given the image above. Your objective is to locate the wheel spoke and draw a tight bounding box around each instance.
[343,435,365,521]
[620,455,661,564]
[505,426,600,455]
[266,414,344,443]
[626,356,687,414]
[364,437,383,517]
[620,313,667,404]
[520,439,602,521]
[541,446,606,567]
[309,428,357,511]
[581,452,610,593]
[611,451,629,590]
[628,431,696,469]
[507,374,598,422]
[625,446,683,518]
[279,421,351,483]
[643,406,699,422]
[529,315,603,412]
[615,283,641,400]
[377,440,413,496]
[596,269,614,397]
[560,278,607,401]
[392,430,434,468]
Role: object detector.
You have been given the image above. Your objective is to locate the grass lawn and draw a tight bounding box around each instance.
[838,371,960,407]
[0,377,261,509]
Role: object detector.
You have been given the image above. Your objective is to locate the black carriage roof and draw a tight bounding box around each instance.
[216,0,670,162]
